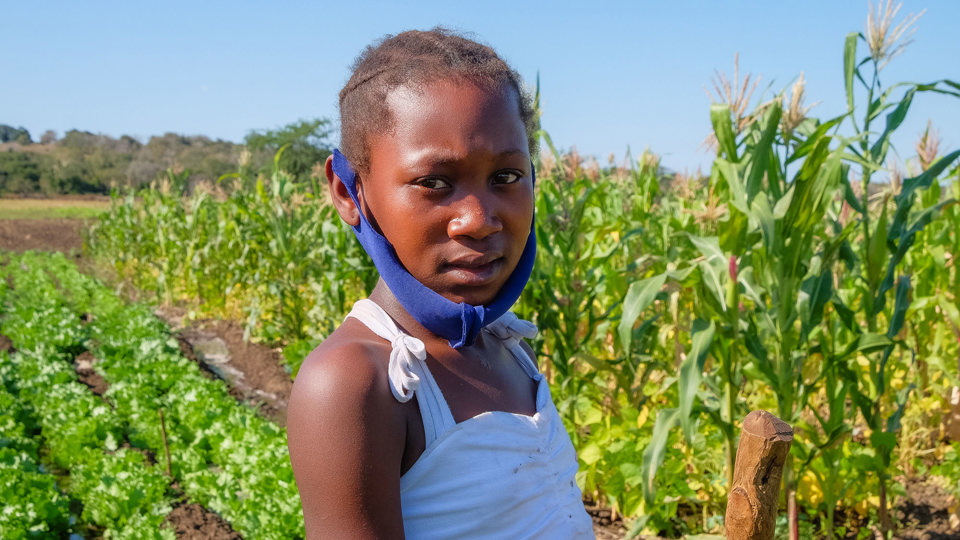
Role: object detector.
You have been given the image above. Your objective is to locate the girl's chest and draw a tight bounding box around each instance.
[424,347,538,423]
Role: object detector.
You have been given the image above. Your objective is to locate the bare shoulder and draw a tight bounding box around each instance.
[290,318,393,410]
[287,318,407,538]
[288,317,400,447]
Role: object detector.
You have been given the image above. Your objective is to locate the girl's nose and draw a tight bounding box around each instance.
[447,192,503,240]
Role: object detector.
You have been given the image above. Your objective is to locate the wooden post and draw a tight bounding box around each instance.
[945,386,960,441]
[725,410,793,540]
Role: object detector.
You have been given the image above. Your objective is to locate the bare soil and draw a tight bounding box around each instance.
[585,498,631,539]
[167,325,247,402]
[0,218,85,253]
[158,306,292,427]
[163,501,242,540]
[74,350,109,396]
[897,477,960,539]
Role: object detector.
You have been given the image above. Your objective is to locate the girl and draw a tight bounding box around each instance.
[287,28,594,539]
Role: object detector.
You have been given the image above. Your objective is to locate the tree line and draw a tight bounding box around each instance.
[0,119,332,196]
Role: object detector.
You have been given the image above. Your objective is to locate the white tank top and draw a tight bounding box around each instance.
[347,299,595,539]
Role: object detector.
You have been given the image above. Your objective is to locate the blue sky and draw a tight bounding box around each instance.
[3,1,958,174]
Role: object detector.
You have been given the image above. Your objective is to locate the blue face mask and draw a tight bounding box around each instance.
[331,149,536,349]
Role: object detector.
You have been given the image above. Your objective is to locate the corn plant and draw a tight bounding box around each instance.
[837,16,960,534]
[88,151,374,374]
[625,94,848,509]
[619,7,960,536]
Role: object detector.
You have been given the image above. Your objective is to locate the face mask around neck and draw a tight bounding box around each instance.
[331,149,536,349]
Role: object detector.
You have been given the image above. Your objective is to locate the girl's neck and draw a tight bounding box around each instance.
[368,279,453,348]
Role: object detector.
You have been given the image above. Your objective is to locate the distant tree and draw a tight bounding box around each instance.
[244,118,333,185]
[0,151,42,193]
[0,125,31,143]
[124,132,239,188]
[117,134,141,152]
[0,127,248,195]
[40,130,57,144]
[59,130,99,150]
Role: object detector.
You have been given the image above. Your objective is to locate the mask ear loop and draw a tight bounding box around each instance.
[353,175,384,236]
[331,148,536,349]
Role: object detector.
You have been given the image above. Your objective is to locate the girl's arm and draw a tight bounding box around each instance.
[287,340,407,539]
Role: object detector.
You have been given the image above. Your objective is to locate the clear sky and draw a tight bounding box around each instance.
[3,1,958,174]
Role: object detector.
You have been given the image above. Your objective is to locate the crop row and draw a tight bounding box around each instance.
[0,254,174,538]
[0,360,72,537]
[0,251,304,539]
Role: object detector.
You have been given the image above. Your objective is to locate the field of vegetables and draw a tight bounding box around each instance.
[2,17,960,540]
[0,251,303,538]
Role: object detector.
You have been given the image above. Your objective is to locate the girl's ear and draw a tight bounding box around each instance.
[325,154,360,227]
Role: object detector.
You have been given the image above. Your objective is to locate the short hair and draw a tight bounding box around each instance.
[338,27,537,175]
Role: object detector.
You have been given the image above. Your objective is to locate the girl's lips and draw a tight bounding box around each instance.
[443,257,505,285]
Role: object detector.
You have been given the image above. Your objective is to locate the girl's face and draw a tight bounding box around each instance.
[360,79,533,306]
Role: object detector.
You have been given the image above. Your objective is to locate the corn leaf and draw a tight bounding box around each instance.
[844,32,857,113]
[619,274,667,354]
[711,104,738,162]
[641,407,682,503]
[679,319,715,442]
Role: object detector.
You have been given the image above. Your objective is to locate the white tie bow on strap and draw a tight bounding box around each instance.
[483,311,539,350]
[388,333,426,402]
[347,300,425,403]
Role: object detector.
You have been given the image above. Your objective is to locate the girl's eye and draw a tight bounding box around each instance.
[416,177,451,190]
[492,171,523,185]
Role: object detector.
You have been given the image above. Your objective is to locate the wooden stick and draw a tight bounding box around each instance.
[945,386,960,441]
[725,410,793,540]
[158,408,172,477]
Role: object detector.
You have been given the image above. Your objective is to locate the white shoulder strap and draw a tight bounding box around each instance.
[347,299,424,403]
[482,312,539,378]
[346,299,456,445]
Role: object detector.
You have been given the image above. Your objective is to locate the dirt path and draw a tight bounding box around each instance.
[157,306,293,427]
